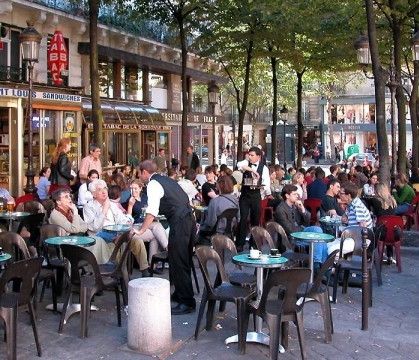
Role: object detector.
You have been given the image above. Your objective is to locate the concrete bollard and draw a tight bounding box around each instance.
[127,278,172,354]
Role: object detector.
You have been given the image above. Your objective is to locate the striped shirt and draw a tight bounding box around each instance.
[345,197,373,229]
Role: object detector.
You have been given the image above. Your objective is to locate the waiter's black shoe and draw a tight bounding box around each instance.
[236,245,243,253]
[171,303,195,315]
[151,268,163,275]
[141,269,151,278]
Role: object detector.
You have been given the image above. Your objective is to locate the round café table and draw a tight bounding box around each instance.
[44,236,97,318]
[102,224,132,234]
[318,217,342,238]
[291,232,335,282]
[0,252,12,266]
[225,253,290,353]
[0,211,30,231]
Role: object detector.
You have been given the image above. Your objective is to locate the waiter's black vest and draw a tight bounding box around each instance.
[151,174,191,221]
[241,161,264,195]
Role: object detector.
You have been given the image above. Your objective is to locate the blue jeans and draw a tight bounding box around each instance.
[395,203,410,215]
[296,226,328,264]
[96,231,117,243]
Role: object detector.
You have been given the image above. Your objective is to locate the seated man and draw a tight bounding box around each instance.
[327,181,373,257]
[274,184,327,270]
[49,188,111,264]
[83,179,150,277]
[320,179,344,235]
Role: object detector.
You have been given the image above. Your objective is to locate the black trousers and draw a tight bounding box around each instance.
[237,193,261,247]
[168,212,196,308]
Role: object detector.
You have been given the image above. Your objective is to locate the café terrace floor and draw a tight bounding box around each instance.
[5,231,419,360]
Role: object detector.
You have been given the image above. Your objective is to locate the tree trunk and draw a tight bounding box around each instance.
[296,70,305,168]
[270,55,278,164]
[410,60,419,168]
[327,96,336,162]
[236,39,254,162]
[89,0,103,151]
[178,16,189,167]
[365,0,390,185]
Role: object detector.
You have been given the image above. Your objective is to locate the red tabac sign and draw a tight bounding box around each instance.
[47,31,68,85]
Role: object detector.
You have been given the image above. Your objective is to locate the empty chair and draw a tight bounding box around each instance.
[332,226,381,304]
[0,257,44,358]
[296,249,339,343]
[250,226,275,252]
[376,215,404,272]
[243,268,311,360]
[211,234,256,311]
[259,198,274,227]
[150,250,200,294]
[16,213,46,254]
[59,244,123,337]
[0,231,57,312]
[16,200,46,214]
[194,246,255,354]
[265,221,310,266]
[98,231,133,306]
[304,198,322,225]
[402,195,419,231]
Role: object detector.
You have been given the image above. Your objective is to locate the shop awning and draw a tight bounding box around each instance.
[82,98,165,125]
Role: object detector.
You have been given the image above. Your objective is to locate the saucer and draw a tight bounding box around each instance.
[269,254,281,258]
[246,255,262,260]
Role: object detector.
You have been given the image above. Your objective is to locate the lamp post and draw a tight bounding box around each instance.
[208,82,219,165]
[280,105,289,168]
[354,33,398,179]
[19,21,42,195]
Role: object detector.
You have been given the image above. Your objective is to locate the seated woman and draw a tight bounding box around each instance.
[123,179,168,265]
[392,173,415,215]
[363,172,378,196]
[370,182,398,264]
[77,169,99,206]
[49,188,112,264]
[109,173,131,204]
[200,175,239,236]
[37,166,51,200]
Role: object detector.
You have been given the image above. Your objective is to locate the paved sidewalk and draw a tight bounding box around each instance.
[5,241,419,360]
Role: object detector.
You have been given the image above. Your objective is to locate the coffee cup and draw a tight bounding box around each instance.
[270,248,279,256]
[325,215,331,221]
[249,249,262,259]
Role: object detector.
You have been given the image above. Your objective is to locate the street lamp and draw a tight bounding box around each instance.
[208,81,219,165]
[19,21,42,195]
[280,105,289,168]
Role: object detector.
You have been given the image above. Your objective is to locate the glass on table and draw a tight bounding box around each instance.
[6,199,14,213]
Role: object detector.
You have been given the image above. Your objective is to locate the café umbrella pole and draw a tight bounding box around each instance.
[361,228,369,330]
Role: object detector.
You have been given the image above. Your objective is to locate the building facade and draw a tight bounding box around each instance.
[0,0,226,195]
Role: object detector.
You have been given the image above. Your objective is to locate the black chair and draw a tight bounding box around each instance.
[194,246,255,354]
[243,268,311,360]
[297,249,339,343]
[16,213,46,254]
[98,231,133,306]
[59,244,123,337]
[332,226,381,305]
[40,199,54,218]
[0,231,57,312]
[250,226,275,251]
[211,234,256,311]
[150,250,200,294]
[40,224,68,296]
[265,222,310,266]
[212,208,238,240]
[0,257,44,358]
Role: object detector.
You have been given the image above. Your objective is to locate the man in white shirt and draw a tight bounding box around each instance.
[220,148,228,165]
[235,146,271,252]
[178,169,199,201]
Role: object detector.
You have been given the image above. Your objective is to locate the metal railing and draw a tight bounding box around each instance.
[0,65,23,82]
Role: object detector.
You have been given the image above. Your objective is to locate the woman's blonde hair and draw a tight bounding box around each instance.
[292,172,304,184]
[375,182,396,210]
[51,138,71,164]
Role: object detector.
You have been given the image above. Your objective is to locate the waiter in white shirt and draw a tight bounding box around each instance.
[135,159,196,315]
[236,146,271,252]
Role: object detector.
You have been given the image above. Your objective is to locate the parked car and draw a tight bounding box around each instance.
[350,153,376,168]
